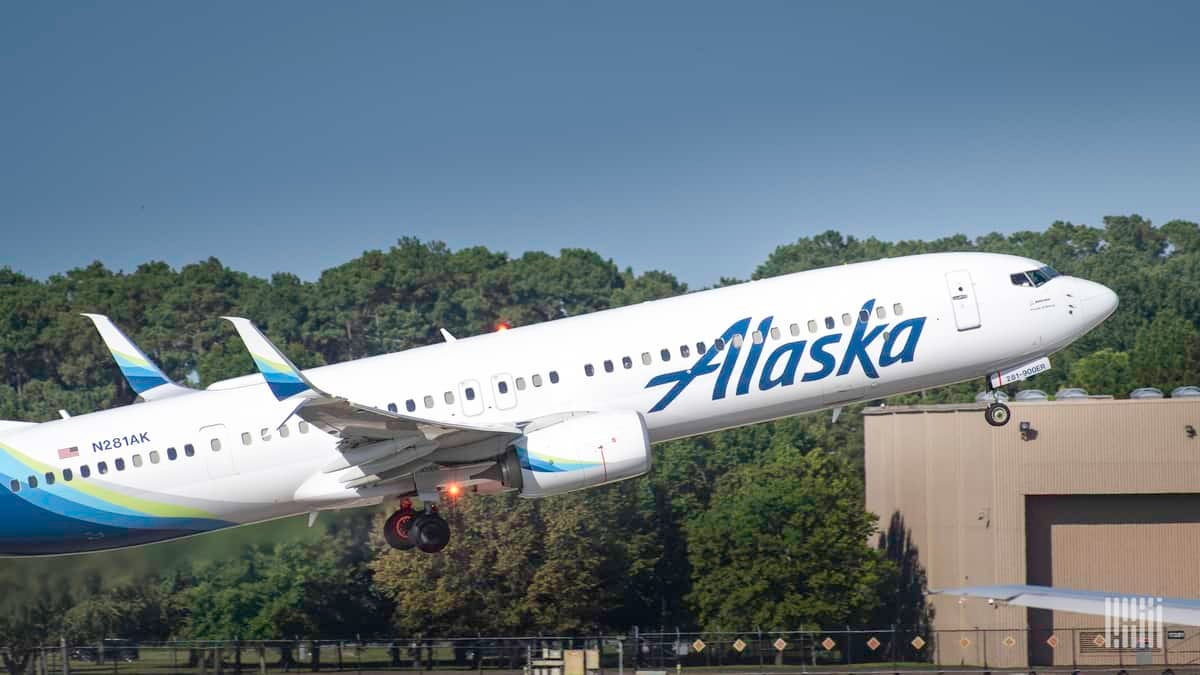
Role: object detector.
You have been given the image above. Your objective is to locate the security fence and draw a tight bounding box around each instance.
[9,627,1200,675]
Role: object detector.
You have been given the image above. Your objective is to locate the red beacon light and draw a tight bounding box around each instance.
[446,483,461,498]
[495,321,511,332]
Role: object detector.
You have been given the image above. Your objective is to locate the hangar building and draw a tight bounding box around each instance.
[864,393,1200,668]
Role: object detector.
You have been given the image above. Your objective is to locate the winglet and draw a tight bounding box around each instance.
[222,317,318,401]
[81,313,186,399]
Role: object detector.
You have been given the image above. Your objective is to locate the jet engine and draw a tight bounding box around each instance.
[497,411,651,498]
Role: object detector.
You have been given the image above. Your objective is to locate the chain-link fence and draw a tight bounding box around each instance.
[9,627,1200,675]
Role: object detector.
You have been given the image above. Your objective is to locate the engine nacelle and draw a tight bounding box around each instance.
[500,411,651,498]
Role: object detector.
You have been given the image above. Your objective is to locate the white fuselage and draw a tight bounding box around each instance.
[0,252,1117,554]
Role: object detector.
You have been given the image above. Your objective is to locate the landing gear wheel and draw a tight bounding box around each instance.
[408,512,451,554]
[383,509,416,550]
[985,402,1011,427]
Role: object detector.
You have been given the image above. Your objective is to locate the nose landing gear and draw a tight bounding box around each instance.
[985,401,1011,427]
[382,498,451,553]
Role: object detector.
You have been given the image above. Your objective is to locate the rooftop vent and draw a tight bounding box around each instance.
[1130,387,1164,399]
[1055,388,1090,400]
[1172,386,1200,398]
[1015,389,1049,401]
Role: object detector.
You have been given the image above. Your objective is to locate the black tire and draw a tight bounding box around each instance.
[985,402,1011,427]
[409,513,451,553]
[383,509,415,550]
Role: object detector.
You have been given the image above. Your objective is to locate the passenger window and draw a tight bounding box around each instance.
[167,447,177,461]
[642,352,652,365]
[406,399,416,412]
[808,320,818,333]
[115,458,125,471]
[893,303,903,316]
[549,371,559,384]
[679,345,690,358]
[751,331,763,345]
[9,479,19,492]
[842,313,852,326]
[859,309,870,323]
[824,316,835,329]
[696,341,706,354]
[498,381,509,394]
[465,387,476,401]
[132,454,143,468]
[515,377,527,391]
[424,395,435,408]
[241,432,252,445]
[789,324,800,337]
[98,461,108,474]
[731,334,744,348]
[278,425,289,439]
[44,472,55,485]
[184,444,195,457]
[622,356,633,369]
[298,422,310,434]
[660,348,671,362]
[603,360,614,373]
[770,326,781,340]
[63,468,73,481]
[444,391,454,404]
[261,428,271,441]
[211,438,222,452]
[387,403,398,413]
[80,465,91,477]
[585,364,595,377]
[27,475,37,489]
[149,450,160,464]
[876,306,886,319]
[532,374,543,387]
[714,338,725,351]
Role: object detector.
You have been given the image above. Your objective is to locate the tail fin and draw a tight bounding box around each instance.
[81,314,190,400]
[222,317,319,400]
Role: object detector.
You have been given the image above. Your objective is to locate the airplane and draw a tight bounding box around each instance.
[0,252,1118,556]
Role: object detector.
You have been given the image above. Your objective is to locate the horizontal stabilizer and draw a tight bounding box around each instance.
[81,313,190,401]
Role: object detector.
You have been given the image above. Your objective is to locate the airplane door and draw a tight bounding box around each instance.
[199,423,236,479]
[459,380,485,417]
[491,373,517,411]
[945,270,982,331]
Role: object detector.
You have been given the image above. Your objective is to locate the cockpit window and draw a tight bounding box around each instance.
[1010,265,1061,288]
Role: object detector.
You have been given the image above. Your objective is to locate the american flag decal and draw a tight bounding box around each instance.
[57,446,79,459]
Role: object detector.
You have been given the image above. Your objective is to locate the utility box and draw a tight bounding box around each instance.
[564,650,585,675]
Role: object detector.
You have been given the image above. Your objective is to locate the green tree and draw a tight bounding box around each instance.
[1068,348,1136,397]
[686,448,891,631]
[1131,311,1200,391]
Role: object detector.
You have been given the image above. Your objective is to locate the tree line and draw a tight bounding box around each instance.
[1,215,1198,652]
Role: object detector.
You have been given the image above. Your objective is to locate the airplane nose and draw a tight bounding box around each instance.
[1077,280,1119,321]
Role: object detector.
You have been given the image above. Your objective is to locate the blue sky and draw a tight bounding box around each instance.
[2,1,1198,286]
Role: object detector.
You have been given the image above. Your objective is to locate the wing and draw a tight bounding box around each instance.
[81,313,191,401]
[223,314,518,458]
[934,585,1200,626]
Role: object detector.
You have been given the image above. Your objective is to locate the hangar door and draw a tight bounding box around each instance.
[1025,494,1200,666]
[945,270,981,330]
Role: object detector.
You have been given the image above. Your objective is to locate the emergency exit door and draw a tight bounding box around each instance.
[945,270,981,330]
